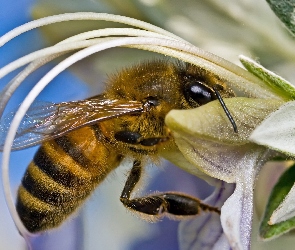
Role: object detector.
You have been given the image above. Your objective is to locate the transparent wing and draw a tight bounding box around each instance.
[0,96,143,150]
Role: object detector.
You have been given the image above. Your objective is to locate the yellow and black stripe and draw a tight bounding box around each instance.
[16,126,121,232]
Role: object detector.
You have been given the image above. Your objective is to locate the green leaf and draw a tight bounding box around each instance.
[240,55,295,100]
[266,0,295,36]
[260,164,295,239]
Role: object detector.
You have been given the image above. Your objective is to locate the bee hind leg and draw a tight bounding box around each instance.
[120,160,220,218]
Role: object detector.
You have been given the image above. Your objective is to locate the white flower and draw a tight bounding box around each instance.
[1,1,295,249]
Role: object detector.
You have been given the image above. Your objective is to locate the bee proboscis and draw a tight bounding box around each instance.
[0,60,236,233]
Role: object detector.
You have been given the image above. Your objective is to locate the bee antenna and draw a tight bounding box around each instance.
[213,87,238,133]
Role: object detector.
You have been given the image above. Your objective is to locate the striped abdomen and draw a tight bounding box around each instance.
[16,125,121,233]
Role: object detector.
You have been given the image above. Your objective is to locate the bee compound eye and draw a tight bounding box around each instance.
[184,81,216,105]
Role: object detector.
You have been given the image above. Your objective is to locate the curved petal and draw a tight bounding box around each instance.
[166,98,284,147]
[179,180,235,250]
[221,149,262,250]
[250,101,295,156]
[165,98,280,249]
[165,98,283,182]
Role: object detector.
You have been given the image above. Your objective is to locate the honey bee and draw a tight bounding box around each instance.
[1,60,236,233]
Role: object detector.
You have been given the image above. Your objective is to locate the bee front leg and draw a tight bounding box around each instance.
[120,160,220,218]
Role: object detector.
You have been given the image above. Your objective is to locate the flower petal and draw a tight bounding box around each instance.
[270,183,295,224]
[165,98,279,249]
[179,180,235,250]
[260,164,295,239]
[166,98,284,146]
[250,101,295,156]
[221,153,260,250]
[165,98,283,182]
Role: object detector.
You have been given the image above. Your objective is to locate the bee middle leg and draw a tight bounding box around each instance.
[120,160,220,218]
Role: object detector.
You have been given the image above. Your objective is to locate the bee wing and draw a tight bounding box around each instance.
[0,97,143,150]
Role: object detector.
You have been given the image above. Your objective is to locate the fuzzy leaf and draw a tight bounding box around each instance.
[266,0,295,36]
[250,101,295,156]
[240,55,295,100]
[260,164,295,239]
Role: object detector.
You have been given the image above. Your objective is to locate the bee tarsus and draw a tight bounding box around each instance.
[120,160,220,217]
